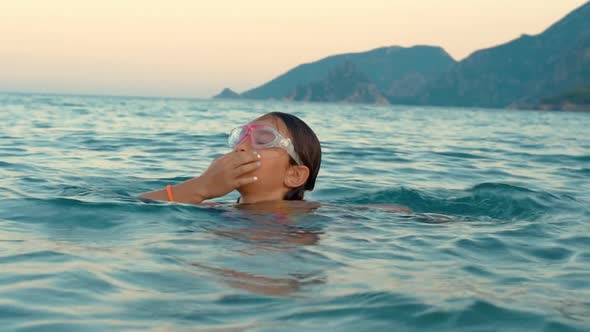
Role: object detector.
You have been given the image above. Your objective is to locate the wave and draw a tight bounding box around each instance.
[337,183,582,221]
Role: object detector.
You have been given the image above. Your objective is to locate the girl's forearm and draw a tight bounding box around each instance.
[138,177,208,204]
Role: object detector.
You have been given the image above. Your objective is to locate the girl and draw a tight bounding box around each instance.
[139,112,321,208]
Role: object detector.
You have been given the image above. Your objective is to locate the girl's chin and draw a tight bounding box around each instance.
[236,181,259,194]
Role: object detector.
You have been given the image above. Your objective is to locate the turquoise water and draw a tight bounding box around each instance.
[1,93,590,331]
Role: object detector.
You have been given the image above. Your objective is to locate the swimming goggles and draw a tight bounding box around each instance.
[228,124,303,165]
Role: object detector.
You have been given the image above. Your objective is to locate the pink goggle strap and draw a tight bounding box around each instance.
[234,125,255,146]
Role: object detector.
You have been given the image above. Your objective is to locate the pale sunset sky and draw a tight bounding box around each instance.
[1,1,586,98]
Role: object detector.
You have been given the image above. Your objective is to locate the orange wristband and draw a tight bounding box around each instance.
[166,185,174,202]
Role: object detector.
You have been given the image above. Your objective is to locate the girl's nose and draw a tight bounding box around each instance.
[233,137,252,152]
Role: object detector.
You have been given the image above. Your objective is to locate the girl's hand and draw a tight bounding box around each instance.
[195,150,262,200]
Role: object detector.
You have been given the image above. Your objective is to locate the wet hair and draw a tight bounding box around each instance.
[267,112,322,200]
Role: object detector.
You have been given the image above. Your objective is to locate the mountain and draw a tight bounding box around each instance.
[240,45,456,101]
[218,2,589,109]
[535,85,590,111]
[417,1,590,108]
[286,61,389,104]
[213,88,240,99]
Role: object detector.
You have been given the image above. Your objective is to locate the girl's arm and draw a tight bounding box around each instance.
[138,150,261,204]
[138,177,207,204]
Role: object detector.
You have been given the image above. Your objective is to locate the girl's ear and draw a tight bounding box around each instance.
[284,165,310,189]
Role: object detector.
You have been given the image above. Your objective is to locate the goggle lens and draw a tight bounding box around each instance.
[226,125,302,165]
[228,126,278,148]
[251,128,276,146]
[228,127,247,147]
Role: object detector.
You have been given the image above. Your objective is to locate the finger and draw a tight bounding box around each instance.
[231,150,261,167]
[233,160,261,177]
[234,175,258,188]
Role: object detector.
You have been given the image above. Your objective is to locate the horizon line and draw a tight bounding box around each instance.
[0,89,213,101]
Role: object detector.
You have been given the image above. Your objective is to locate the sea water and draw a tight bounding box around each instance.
[1,93,589,331]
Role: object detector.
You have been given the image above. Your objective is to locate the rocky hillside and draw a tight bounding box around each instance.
[239,45,456,101]
[417,1,590,108]
[286,61,389,104]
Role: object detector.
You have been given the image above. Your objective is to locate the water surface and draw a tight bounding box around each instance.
[1,93,589,331]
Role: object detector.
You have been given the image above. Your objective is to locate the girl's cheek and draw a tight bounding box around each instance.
[258,149,285,164]
[257,154,281,177]
[257,159,271,175]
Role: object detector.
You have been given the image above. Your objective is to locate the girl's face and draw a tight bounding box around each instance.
[233,116,294,196]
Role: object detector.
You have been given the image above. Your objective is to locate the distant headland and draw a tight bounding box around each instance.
[215,2,590,111]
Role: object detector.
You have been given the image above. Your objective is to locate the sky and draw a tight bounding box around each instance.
[0,0,586,98]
